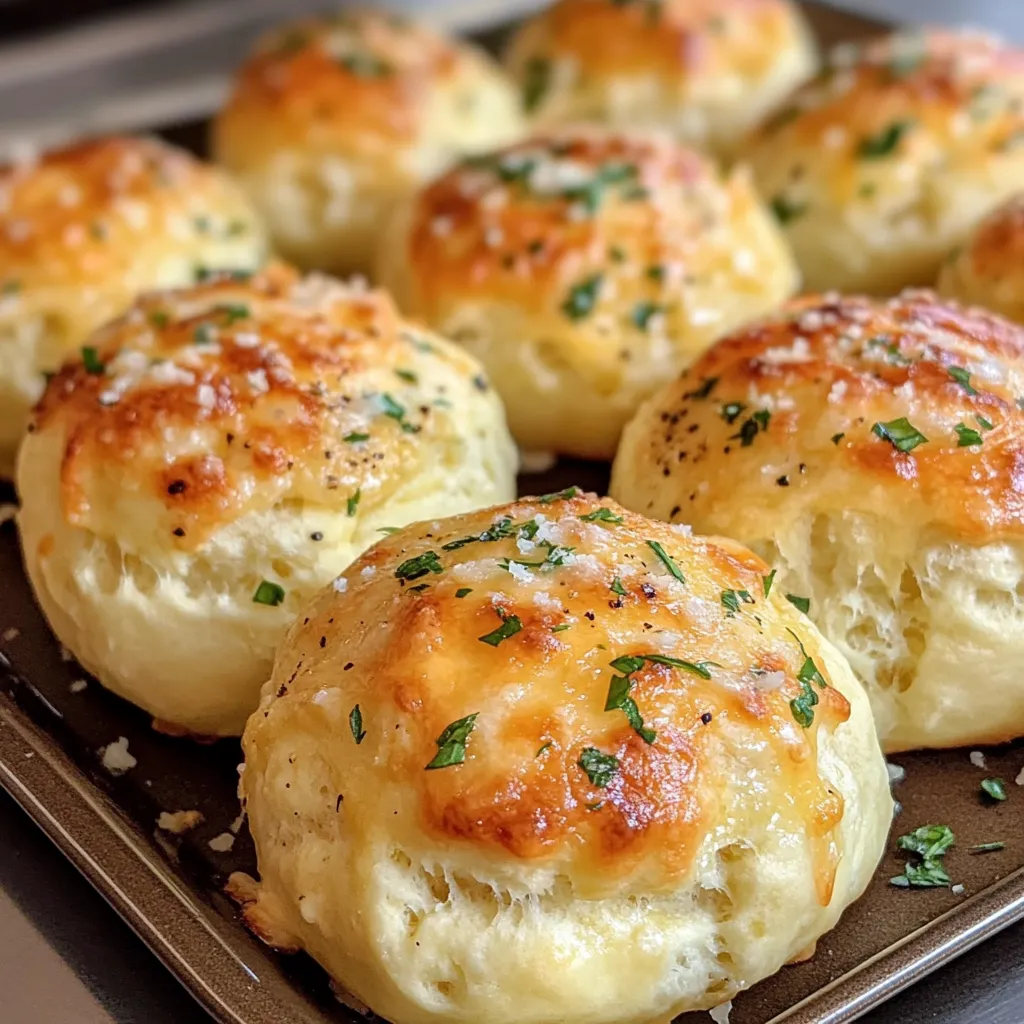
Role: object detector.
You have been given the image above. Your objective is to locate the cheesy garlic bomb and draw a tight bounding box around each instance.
[0,135,266,476]
[613,291,1024,751]
[17,265,516,736]
[233,491,891,1024]
[378,128,799,459]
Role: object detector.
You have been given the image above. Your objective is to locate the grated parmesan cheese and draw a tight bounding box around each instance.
[100,736,137,775]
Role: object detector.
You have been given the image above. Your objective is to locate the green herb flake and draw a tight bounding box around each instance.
[858,120,914,159]
[577,746,619,788]
[148,310,170,329]
[425,713,479,770]
[522,56,551,113]
[763,569,777,597]
[970,841,1005,854]
[631,301,666,331]
[610,577,627,597]
[561,274,604,321]
[1,279,20,296]
[536,741,552,757]
[947,365,976,395]
[394,551,443,581]
[831,432,845,445]
[579,507,623,524]
[81,346,105,374]
[537,486,581,504]
[981,777,1008,801]
[786,593,810,614]
[733,409,771,447]
[770,194,807,224]
[646,540,685,584]
[339,51,393,77]
[379,392,416,432]
[344,431,370,443]
[346,489,361,517]
[955,422,984,447]
[193,323,215,345]
[646,264,666,283]
[551,623,572,633]
[455,587,472,599]
[216,303,250,324]
[378,526,400,535]
[349,704,366,744]
[253,580,285,606]
[395,368,418,384]
[684,376,718,401]
[977,414,994,430]
[872,417,928,452]
[604,672,655,744]
[478,607,523,647]
[891,824,955,889]
[721,588,753,614]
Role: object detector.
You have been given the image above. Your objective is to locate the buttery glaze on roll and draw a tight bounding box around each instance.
[743,29,1024,294]
[0,135,266,476]
[16,266,517,736]
[378,128,799,459]
[232,491,891,1024]
[938,193,1024,323]
[212,8,525,276]
[612,291,1024,751]
[504,0,817,158]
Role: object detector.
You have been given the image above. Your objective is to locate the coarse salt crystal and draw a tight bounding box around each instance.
[1,627,19,642]
[196,383,216,408]
[332,576,349,592]
[755,670,786,692]
[246,368,269,393]
[709,1001,733,1024]
[70,679,88,693]
[886,762,906,784]
[951,884,965,895]
[969,750,987,769]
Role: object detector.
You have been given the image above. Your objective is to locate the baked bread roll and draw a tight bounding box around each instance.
[611,290,1024,751]
[212,9,525,276]
[743,29,1024,294]
[0,135,266,477]
[16,266,517,736]
[377,128,799,459]
[233,491,891,1024]
[938,193,1024,323]
[503,0,817,158]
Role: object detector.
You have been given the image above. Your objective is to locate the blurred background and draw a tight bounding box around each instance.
[0,0,1023,157]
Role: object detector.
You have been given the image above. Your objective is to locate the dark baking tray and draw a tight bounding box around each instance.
[4,5,1024,1024]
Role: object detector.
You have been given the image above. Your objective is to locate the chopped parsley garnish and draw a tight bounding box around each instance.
[349,705,366,744]
[631,301,666,331]
[947,365,976,395]
[394,551,443,581]
[970,842,1005,854]
[770,195,807,224]
[786,593,810,614]
[981,777,1008,801]
[721,588,753,614]
[81,346,105,374]
[721,401,746,424]
[538,486,581,503]
[891,824,954,888]
[193,323,215,345]
[604,671,655,743]
[955,422,983,447]
[684,377,718,400]
[889,51,924,78]
[499,545,573,573]
[253,580,285,606]
[577,747,619,788]
[608,244,626,262]
[831,432,845,445]
[522,56,551,112]
[561,274,604,321]
[610,577,627,596]
[148,310,170,329]
[733,409,771,446]
[787,628,828,728]
[646,264,666,283]
[858,120,914,159]
[339,52,392,77]
[977,414,993,430]
[866,335,910,365]
[478,607,523,646]
[579,507,623,524]
[346,489,361,516]
[395,368,418,384]
[872,417,928,452]
[1,279,20,296]
[763,569,777,597]
[216,303,249,323]
[551,623,572,633]
[425,713,479,769]
[455,587,472,598]
[379,393,417,433]
[344,431,370,443]
[536,741,552,757]
[646,540,685,584]
[610,653,715,679]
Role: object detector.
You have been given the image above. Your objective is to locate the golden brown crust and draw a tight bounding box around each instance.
[31,264,496,548]
[612,290,1024,542]
[249,492,849,891]
[0,135,262,292]
[748,29,1024,211]
[512,0,807,81]
[214,9,487,159]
